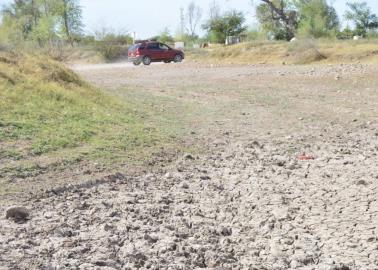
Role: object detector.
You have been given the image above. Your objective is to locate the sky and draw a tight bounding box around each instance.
[80,0,256,38]
[1,0,378,38]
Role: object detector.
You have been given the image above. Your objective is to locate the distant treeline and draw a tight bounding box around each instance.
[0,0,83,46]
[1,0,378,49]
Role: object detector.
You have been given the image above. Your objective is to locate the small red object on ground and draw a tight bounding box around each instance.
[298,154,315,160]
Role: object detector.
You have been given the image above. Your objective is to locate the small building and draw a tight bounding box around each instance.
[225,34,247,45]
[175,42,185,50]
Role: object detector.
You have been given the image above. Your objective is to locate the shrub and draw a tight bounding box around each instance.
[95,42,128,62]
[288,40,326,64]
[367,30,378,39]
[92,28,132,61]
[337,28,354,40]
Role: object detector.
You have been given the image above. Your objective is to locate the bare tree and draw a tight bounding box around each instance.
[185,1,202,39]
[209,0,220,20]
[180,7,185,38]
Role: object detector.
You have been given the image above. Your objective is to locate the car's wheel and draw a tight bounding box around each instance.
[173,54,183,63]
[133,60,141,66]
[143,56,151,65]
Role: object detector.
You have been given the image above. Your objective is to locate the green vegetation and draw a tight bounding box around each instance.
[1,0,377,60]
[255,0,297,41]
[254,0,378,40]
[0,1,133,61]
[0,0,82,46]
[256,0,339,40]
[94,43,128,62]
[0,51,166,163]
[297,0,339,38]
[344,1,378,37]
[202,10,247,43]
[150,28,175,45]
[91,28,132,61]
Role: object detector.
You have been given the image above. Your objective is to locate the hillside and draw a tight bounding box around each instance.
[0,51,168,197]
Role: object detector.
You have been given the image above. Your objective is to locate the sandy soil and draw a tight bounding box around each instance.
[1,62,377,270]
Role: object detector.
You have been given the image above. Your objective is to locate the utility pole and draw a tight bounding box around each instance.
[180,7,185,39]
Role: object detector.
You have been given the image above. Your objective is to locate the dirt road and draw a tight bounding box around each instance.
[1,62,377,269]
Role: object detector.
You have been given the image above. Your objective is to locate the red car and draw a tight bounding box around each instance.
[128,41,185,66]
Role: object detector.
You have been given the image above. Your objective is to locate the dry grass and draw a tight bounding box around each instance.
[187,39,378,65]
[319,39,378,64]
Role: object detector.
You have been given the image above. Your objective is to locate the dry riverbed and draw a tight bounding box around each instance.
[1,62,378,269]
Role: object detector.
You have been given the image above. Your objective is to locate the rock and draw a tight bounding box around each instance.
[193,253,206,267]
[184,154,195,160]
[219,226,232,236]
[272,207,290,221]
[290,259,303,269]
[104,223,114,232]
[144,234,158,243]
[270,242,284,257]
[55,227,74,237]
[5,207,30,222]
[276,160,286,167]
[43,211,54,219]
[331,265,351,270]
[43,264,57,270]
[356,179,368,186]
[286,163,297,170]
[165,172,174,179]
[180,182,189,189]
[108,211,120,217]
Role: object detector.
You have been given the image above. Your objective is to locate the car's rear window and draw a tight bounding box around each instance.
[147,43,159,49]
[129,44,141,52]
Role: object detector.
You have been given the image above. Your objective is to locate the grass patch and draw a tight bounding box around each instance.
[0,148,22,160]
[0,163,44,179]
[0,51,168,166]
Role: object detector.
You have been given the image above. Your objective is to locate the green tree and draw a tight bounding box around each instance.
[336,26,354,40]
[0,0,37,41]
[0,0,83,46]
[152,28,174,44]
[255,0,298,40]
[202,10,247,43]
[58,0,83,45]
[297,0,339,38]
[255,0,340,40]
[30,14,58,45]
[344,1,378,36]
